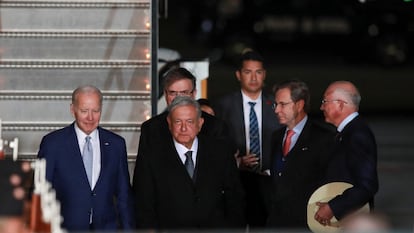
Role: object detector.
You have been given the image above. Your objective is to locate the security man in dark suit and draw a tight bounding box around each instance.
[214,50,281,228]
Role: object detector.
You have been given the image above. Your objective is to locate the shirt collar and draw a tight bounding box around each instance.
[173,137,199,155]
[241,90,262,104]
[286,115,308,136]
[337,112,359,132]
[74,123,98,141]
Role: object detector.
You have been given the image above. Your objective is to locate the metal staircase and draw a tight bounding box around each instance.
[0,0,156,165]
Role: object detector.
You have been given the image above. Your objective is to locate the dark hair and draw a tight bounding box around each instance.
[238,50,266,70]
[197,98,211,107]
[162,67,197,91]
[273,80,311,113]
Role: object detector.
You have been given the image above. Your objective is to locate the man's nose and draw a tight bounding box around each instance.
[180,123,187,131]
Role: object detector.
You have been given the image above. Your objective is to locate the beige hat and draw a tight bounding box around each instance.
[307,182,370,233]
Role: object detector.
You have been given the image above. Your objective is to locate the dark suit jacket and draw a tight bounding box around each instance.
[133,111,229,186]
[37,123,135,231]
[325,115,379,220]
[267,118,335,228]
[214,91,281,171]
[133,135,245,230]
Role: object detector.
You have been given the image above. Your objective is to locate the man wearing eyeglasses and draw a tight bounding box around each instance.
[132,67,230,225]
[266,80,335,229]
[314,81,379,227]
[214,50,281,228]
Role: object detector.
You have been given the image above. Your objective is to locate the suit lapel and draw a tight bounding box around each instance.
[193,137,209,185]
[95,127,108,189]
[164,137,195,184]
[68,123,92,188]
[291,120,311,155]
[234,91,247,153]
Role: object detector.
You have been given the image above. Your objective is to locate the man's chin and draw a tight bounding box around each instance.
[176,137,193,146]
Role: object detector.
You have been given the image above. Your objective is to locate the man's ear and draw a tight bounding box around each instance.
[166,114,171,125]
[297,99,305,110]
[235,70,241,81]
[70,104,75,117]
[191,89,197,99]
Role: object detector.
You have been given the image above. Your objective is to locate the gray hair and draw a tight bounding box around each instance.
[333,81,361,108]
[167,95,202,118]
[72,85,103,107]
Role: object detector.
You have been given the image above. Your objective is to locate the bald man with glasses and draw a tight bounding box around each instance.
[314,80,379,227]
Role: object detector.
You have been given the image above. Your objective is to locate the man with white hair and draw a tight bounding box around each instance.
[314,81,379,226]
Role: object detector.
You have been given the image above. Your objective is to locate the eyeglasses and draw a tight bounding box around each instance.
[166,90,194,96]
[321,99,348,104]
[272,101,294,109]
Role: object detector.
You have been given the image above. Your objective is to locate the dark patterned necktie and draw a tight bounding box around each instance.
[248,102,260,156]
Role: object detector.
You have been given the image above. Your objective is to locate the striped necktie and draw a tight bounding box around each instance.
[248,102,260,156]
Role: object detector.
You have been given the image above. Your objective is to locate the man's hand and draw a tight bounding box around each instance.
[239,153,259,170]
[314,202,334,226]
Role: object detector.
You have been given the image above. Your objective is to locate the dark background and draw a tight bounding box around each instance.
[159,0,414,230]
[159,0,414,116]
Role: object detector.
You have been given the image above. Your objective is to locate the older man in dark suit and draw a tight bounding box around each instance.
[132,68,229,204]
[133,96,245,230]
[314,81,379,226]
[267,80,335,229]
[37,85,134,231]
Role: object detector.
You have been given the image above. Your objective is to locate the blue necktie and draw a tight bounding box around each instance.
[184,151,194,179]
[83,136,93,187]
[248,102,260,156]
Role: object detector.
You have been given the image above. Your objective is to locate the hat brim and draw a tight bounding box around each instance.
[307,182,370,233]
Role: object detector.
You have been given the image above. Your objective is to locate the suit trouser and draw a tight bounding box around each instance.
[240,171,272,228]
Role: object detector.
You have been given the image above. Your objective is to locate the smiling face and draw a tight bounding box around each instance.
[236,60,266,98]
[167,104,204,149]
[70,91,101,135]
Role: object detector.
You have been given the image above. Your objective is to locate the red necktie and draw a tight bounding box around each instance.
[283,130,295,156]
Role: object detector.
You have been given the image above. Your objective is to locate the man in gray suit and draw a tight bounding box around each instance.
[214,50,281,228]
